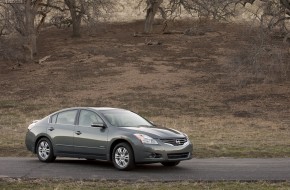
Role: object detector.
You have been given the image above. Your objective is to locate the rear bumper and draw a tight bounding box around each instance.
[25,130,36,153]
[133,141,193,163]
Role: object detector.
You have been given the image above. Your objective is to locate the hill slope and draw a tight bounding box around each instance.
[0,20,289,157]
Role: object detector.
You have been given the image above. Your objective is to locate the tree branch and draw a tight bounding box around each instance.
[280,0,290,10]
[38,2,69,11]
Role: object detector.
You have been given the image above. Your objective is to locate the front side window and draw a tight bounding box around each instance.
[79,110,103,127]
[56,110,78,125]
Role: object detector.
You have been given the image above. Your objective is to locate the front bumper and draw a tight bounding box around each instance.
[133,141,193,163]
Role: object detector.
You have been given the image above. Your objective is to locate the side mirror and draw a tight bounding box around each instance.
[91,123,106,128]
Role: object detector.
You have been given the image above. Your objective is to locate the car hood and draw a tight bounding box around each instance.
[119,126,185,139]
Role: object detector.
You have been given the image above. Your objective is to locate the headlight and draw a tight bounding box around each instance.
[134,134,158,145]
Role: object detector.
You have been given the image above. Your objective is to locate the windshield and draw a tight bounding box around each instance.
[101,110,153,127]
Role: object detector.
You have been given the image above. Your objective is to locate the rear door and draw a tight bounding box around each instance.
[74,109,108,160]
[48,109,78,155]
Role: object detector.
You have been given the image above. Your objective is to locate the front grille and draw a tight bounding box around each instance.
[160,138,187,146]
[167,152,189,159]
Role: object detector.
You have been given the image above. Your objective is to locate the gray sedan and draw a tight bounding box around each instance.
[25,107,193,170]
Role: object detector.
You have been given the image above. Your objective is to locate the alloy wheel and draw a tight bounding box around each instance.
[38,141,50,160]
[36,138,56,162]
[114,147,129,168]
[112,143,135,170]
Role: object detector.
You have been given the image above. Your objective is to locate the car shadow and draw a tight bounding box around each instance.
[54,158,113,168]
[47,158,190,172]
[133,164,189,173]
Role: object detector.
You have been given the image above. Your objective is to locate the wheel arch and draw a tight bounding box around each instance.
[34,135,53,154]
[109,139,135,162]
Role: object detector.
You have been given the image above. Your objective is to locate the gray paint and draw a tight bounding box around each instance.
[26,107,193,164]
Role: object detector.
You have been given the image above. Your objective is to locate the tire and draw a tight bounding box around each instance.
[161,161,180,167]
[36,138,56,162]
[112,143,135,171]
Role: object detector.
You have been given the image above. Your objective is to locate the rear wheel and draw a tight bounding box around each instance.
[112,143,135,171]
[36,138,56,162]
[161,161,180,167]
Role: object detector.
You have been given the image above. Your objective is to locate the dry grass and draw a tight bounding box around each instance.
[1,178,290,190]
[0,20,289,157]
[153,116,290,157]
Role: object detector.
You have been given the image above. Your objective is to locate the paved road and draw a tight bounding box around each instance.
[0,157,290,181]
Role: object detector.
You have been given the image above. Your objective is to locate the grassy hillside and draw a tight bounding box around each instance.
[0,20,289,157]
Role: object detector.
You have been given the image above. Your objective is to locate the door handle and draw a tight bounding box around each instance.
[48,127,54,131]
[75,131,82,135]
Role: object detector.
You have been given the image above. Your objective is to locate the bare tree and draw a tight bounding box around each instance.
[144,0,164,33]
[242,0,290,34]
[0,0,115,62]
[168,0,239,20]
[63,0,83,37]
[80,0,116,35]
[142,0,241,33]
[0,4,8,35]
[0,0,52,60]
[140,0,290,35]
[62,0,115,37]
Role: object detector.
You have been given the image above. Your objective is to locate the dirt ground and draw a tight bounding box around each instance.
[0,20,289,157]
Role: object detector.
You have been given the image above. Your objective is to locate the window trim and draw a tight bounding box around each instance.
[50,109,79,125]
[49,114,58,124]
[77,109,105,128]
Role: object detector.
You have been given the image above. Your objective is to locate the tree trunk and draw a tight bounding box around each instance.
[24,0,37,60]
[71,15,82,37]
[65,0,83,37]
[144,0,163,34]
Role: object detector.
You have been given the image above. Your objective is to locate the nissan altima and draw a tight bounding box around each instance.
[25,107,193,170]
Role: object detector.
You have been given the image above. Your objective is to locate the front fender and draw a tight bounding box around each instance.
[107,133,142,161]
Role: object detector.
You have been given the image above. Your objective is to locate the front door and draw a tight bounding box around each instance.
[74,109,108,160]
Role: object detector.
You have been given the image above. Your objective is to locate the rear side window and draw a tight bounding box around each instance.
[50,114,57,124]
[56,110,78,125]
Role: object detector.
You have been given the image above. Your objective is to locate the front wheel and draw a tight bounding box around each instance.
[36,138,56,162]
[161,161,180,167]
[112,143,135,171]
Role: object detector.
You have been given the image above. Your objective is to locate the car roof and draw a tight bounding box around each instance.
[90,107,120,111]
[48,107,127,119]
[49,107,127,117]
[58,107,121,112]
